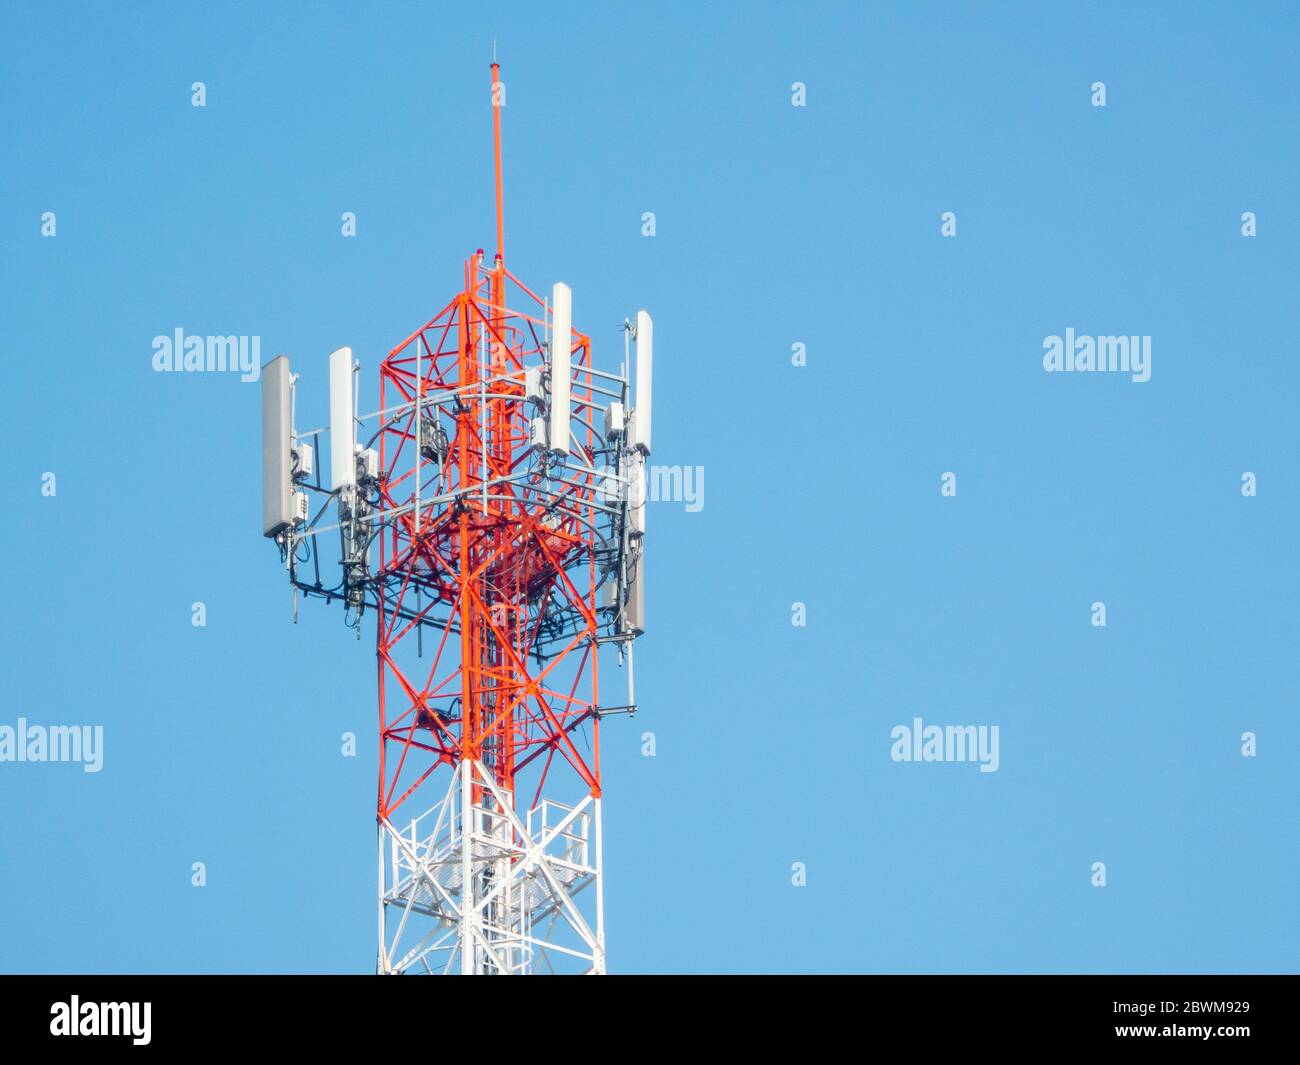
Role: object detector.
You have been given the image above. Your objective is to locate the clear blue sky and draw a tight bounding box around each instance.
[2,1,1296,973]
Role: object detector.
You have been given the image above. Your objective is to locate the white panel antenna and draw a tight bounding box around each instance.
[329,346,356,491]
[260,354,294,537]
[632,309,653,454]
[549,282,572,456]
[628,452,646,539]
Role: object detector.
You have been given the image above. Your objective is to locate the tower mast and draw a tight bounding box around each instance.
[492,59,505,264]
[261,60,654,974]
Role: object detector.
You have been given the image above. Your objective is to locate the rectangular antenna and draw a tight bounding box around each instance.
[628,452,646,539]
[632,309,653,454]
[329,346,355,491]
[261,354,293,537]
[550,283,571,455]
[626,551,645,634]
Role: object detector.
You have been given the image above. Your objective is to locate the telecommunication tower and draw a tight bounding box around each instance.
[259,62,652,974]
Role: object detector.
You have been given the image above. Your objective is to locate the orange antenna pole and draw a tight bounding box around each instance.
[491,60,504,264]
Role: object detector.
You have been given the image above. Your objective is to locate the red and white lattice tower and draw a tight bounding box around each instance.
[261,62,651,975]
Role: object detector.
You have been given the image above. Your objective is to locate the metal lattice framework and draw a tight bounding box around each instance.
[372,250,615,974]
[266,61,648,974]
